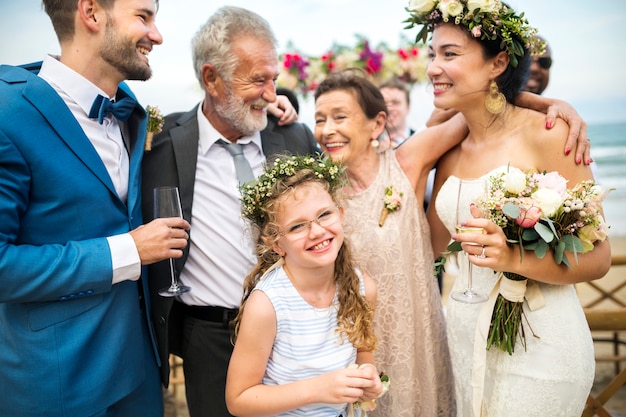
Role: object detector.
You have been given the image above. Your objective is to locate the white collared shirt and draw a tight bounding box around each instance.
[177,104,266,307]
[38,55,140,284]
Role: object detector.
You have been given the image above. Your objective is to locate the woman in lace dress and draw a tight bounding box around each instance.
[314,71,467,416]
[420,3,612,416]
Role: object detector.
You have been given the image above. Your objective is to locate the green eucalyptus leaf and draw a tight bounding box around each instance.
[561,234,575,251]
[555,240,566,264]
[524,242,537,250]
[534,239,549,259]
[447,240,462,252]
[561,252,572,269]
[502,202,520,218]
[522,228,539,241]
[534,222,555,243]
[543,217,558,236]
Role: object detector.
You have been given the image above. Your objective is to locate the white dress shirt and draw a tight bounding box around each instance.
[38,55,140,284]
[177,103,265,307]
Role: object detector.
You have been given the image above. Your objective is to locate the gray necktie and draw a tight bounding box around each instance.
[217,139,255,185]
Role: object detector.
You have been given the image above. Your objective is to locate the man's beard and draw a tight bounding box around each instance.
[100,19,152,81]
[214,83,268,137]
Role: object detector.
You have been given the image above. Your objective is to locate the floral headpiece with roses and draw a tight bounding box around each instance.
[404,0,545,67]
[240,155,346,226]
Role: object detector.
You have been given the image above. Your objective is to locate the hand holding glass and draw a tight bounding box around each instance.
[154,186,191,297]
[451,178,488,304]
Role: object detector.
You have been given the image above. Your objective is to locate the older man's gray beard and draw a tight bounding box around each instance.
[215,87,269,137]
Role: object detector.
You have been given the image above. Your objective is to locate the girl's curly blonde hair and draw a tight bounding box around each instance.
[233,166,377,352]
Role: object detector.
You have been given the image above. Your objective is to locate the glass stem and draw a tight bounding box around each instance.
[169,258,178,289]
[466,253,474,292]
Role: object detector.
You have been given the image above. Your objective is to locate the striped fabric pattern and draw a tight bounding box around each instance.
[254,265,363,417]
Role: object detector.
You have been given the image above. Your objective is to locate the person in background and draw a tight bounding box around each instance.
[0,0,191,416]
[276,86,300,116]
[379,77,414,149]
[525,35,552,95]
[524,36,600,178]
[226,155,382,417]
[141,6,319,417]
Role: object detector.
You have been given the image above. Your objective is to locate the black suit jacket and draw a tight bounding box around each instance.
[141,105,319,385]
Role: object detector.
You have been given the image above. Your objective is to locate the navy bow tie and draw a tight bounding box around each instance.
[89,94,137,124]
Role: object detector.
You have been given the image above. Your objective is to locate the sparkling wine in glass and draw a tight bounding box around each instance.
[451,178,488,304]
[154,186,191,297]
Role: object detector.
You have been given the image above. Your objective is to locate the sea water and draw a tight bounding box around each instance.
[590,121,626,236]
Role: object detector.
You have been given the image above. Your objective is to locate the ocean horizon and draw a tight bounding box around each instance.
[590,120,625,236]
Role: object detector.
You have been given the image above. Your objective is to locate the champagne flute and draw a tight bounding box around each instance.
[451,178,488,303]
[154,186,191,297]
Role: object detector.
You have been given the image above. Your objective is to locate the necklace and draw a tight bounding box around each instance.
[312,299,338,318]
[312,305,332,318]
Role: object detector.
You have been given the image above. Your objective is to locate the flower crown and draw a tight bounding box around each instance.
[240,155,346,225]
[404,0,544,67]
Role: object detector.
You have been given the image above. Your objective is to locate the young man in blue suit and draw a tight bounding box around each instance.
[0,1,190,416]
[141,6,319,417]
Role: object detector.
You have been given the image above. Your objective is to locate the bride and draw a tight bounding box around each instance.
[421,2,612,417]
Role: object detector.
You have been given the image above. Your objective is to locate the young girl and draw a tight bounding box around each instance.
[226,155,383,417]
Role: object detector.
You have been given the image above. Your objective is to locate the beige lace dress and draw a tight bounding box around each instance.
[342,151,456,417]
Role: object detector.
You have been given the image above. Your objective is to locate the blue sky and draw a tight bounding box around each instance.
[1,0,625,127]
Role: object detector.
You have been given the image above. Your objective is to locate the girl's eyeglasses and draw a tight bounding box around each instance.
[280,206,341,238]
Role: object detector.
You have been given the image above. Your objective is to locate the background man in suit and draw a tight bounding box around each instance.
[379,77,415,149]
[525,35,552,96]
[0,0,191,416]
[141,6,319,417]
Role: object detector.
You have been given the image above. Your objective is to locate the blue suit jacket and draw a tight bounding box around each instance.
[0,63,159,416]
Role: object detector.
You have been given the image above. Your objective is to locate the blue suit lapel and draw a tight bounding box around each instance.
[118,84,148,224]
[22,75,147,217]
[22,76,120,200]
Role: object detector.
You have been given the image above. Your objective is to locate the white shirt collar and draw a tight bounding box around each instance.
[196,102,263,155]
[38,55,111,118]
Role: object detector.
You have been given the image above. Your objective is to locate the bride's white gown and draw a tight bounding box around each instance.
[436,170,595,417]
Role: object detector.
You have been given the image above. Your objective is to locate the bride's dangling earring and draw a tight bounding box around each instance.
[485,80,506,115]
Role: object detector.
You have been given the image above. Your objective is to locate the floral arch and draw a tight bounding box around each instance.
[277,35,429,97]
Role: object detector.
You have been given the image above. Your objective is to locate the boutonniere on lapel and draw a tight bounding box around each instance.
[379,185,403,227]
[145,105,164,151]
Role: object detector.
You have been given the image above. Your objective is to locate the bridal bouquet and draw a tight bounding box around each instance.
[475,166,610,354]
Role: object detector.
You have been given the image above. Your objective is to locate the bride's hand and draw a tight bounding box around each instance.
[456,218,514,270]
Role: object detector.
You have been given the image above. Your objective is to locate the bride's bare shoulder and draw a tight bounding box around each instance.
[519,108,568,151]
